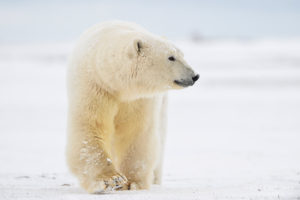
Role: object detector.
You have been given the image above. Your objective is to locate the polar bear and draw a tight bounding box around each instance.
[66,21,199,193]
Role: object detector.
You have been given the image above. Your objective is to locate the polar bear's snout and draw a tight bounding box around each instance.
[174,74,199,87]
[174,68,200,87]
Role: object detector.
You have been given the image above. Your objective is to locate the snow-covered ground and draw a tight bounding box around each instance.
[0,39,300,199]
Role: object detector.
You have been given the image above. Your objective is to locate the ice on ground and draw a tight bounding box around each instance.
[0,39,300,199]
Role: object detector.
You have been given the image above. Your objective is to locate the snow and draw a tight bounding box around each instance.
[0,39,300,199]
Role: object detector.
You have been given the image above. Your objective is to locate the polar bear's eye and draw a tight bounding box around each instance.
[168,56,175,61]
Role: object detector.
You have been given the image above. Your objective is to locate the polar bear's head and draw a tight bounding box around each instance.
[95,33,199,101]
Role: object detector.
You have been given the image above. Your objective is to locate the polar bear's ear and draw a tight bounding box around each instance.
[128,39,144,58]
[133,39,143,54]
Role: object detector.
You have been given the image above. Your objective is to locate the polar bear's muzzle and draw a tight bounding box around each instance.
[174,74,199,87]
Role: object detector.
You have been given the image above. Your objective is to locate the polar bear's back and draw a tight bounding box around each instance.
[70,20,152,70]
[96,21,148,33]
[68,21,148,86]
[78,21,150,45]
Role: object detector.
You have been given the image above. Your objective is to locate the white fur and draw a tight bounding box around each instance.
[66,20,197,193]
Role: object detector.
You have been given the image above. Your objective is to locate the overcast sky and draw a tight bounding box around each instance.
[0,0,300,43]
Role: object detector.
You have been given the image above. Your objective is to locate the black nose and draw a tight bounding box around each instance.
[192,74,199,82]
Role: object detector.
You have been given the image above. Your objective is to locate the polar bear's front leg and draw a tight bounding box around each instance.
[76,138,128,193]
[118,127,159,190]
[115,96,166,190]
[66,92,128,193]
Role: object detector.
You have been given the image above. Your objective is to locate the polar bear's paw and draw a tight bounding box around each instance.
[88,174,128,193]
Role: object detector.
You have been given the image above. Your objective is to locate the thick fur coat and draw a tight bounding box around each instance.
[66,21,198,193]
